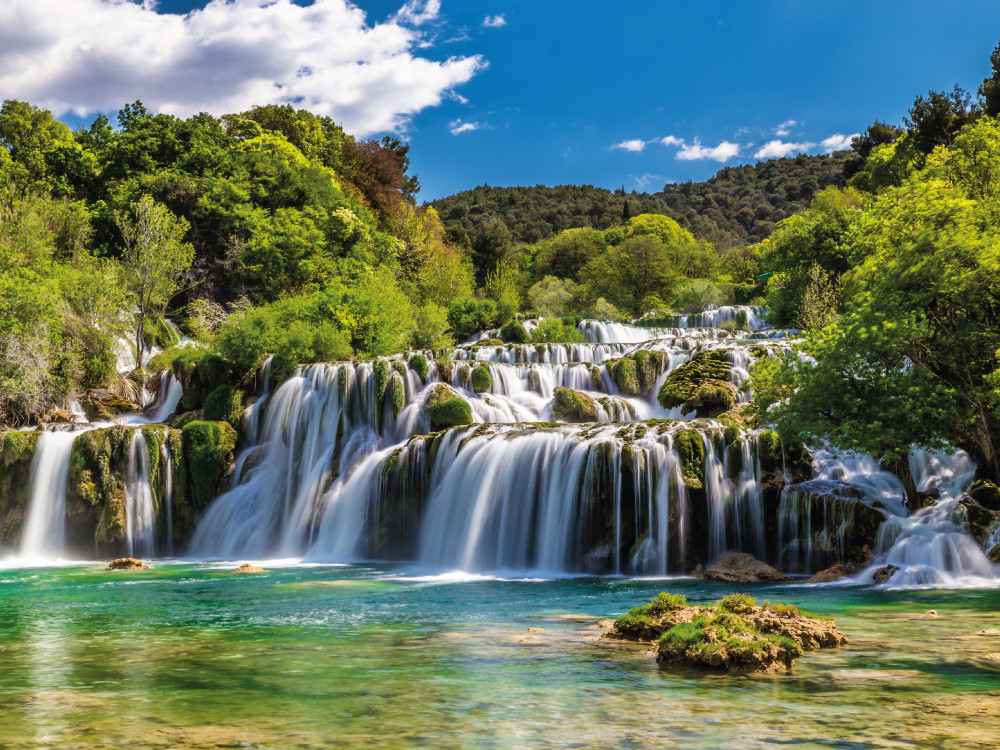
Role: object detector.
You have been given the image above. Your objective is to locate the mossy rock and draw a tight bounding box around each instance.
[552,387,598,423]
[373,360,390,413]
[674,429,706,489]
[181,421,237,508]
[0,430,40,541]
[605,351,670,396]
[471,365,492,393]
[426,385,472,432]
[175,351,233,413]
[408,354,428,382]
[458,363,471,386]
[657,350,735,417]
[970,481,1000,511]
[391,360,407,378]
[202,385,245,430]
[389,372,407,417]
[435,359,453,382]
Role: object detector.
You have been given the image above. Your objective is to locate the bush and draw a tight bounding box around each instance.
[471,365,492,393]
[408,353,428,381]
[499,320,529,343]
[411,302,452,350]
[447,297,500,337]
[528,319,583,344]
[719,592,756,614]
[671,279,730,314]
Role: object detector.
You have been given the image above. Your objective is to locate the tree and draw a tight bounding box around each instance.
[905,86,977,154]
[117,195,194,369]
[979,38,1000,118]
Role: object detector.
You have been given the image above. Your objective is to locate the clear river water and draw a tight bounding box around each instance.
[2,562,999,749]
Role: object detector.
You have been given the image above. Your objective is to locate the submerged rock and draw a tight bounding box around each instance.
[807,564,849,583]
[704,551,791,583]
[605,591,846,674]
[229,563,266,574]
[106,557,148,570]
[873,564,899,585]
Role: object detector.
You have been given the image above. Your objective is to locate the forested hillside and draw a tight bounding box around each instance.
[429,151,850,248]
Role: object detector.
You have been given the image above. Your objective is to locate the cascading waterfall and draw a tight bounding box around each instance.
[19,430,79,559]
[869,451,996,586]
[146,373,183,424]
[125,431,156,558]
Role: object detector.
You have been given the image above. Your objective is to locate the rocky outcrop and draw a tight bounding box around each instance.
[426,384,472,432]
[552,387,598,423]
[106,557,148,570]
[657,350,736,417]
[606,592,846,674]
[229,563,266,574]
[0,430,39,546]
[959,496,1000,547]
[873,564,899,584]
[604,351,671,396]
[704,551,792,582]
[808,564,849,582]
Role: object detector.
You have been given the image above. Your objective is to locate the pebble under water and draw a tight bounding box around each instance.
[2,563,1000,749]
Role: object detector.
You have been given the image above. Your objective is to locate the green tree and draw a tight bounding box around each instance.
[117,195,195,369]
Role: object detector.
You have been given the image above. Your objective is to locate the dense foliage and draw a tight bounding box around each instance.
[748,48,1000,484]
[430,153,849,249]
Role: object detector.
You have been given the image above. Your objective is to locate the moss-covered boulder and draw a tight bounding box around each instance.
[605,351,670,396]
[657,350,736,417]
[388,371,407,417]
[182,421,237,508]
[85,389,141,421]
[471,365,492,393]
[674,429,706,489]
[407,354,428,382]
[0,430,39,545]
[552,387,598,423]
[202,385,245,429]
[606,592,847,674]
[426,385,473,432]
[173,350,232,413]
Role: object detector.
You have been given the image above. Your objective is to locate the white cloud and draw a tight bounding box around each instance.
[0,0,484,136]
[774,119,798,137]
[753,140,815,159]
[393,0,441,25]
[612,138,647,152]
[449,119,479,135]
[660,135,683,146]
[631,173,665,190]
[676,139,740,162]
[821,133,859,153]
[482,14,506,28]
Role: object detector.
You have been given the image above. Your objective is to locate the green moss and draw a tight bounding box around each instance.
[202,385,245,429]
[175,351,233,412]
[426,385,473,432]
[373,360,390,413]
[389,372,406,417]
[181,421,237,508]
[611,357,639,395]
[552,387,598,423]
[0,431,39,531]
[735,309,748,330]
[458,363,471,386]
[674,429,706,489]
[408,354,428,381]
[391,360,407,377]
[660,620,709,649]
[657,350,735,417]
[471,365,492,393]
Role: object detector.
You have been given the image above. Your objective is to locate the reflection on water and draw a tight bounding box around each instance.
[1,564,999,748]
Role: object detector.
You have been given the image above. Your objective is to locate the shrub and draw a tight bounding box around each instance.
[499,320,529,343]
[471,365,492,393]
[202,385,245,428]
[719,592,756,614]
[528,319,583,343]
[408,353,428,381]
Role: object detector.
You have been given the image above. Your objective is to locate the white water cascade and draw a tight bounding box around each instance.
[18,430,79,560]
[161,428,174,557]
[125,431,156,558]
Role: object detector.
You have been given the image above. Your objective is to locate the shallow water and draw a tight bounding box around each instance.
[2,564,999,749]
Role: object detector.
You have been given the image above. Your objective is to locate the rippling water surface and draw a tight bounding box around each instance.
[2,563,999,748]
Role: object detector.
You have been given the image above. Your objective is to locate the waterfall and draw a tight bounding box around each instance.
[19,430,78,559]
[161,428,173,557]
[868,451,996,586]
[125,431,156,558]
[146,372,183,423]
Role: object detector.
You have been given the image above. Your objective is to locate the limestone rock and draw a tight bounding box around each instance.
[873,564,899,585]
[229,563,266,574]
[704,551,791,583]
[551,387,598,423]
[106,558,148,570]
[808,564,849,583]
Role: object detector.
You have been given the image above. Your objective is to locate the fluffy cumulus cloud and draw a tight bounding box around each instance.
[675,139,740,162]
[0,0,484,136]
[753,140,815,159]
[482,14,506,28]
[449,119,479,135]
[821,133,859,153]
[612,138,647,152]
[660,135,683,146]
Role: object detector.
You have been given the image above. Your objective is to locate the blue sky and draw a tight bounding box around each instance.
[4,1,1000,199]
